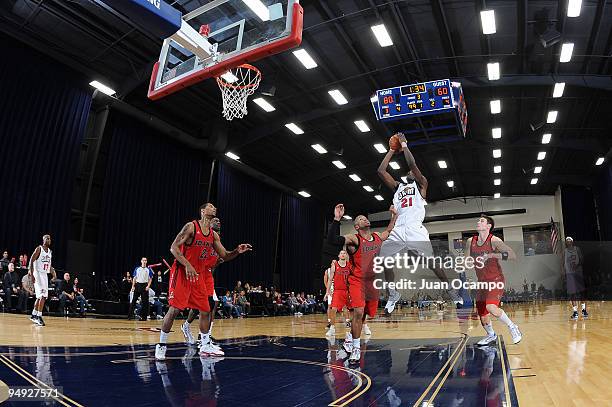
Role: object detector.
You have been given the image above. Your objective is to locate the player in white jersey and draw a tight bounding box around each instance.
[29,234,56,326]
[377,133,461,313]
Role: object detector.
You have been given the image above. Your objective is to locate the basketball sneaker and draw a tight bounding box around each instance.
[571,311,579,320]
[476,333,497,346]
[345,319,351,329]
[348,347,361,364]
[326,325,336,337]
[581,309,589,319]
[363,324,372,336]
[199,342,224,357]
[29,315,38,324]
[181,321,196,345]
[509,324,522,344]
[385,289,401,315]
[37,316,45,326]
[155,343,167,360]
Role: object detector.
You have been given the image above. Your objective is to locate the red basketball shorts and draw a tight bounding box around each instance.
[203,270,215,297]
[476,287,504,317]
[347,275,365,309]
[168,264,211,312]
[331,289,349,310]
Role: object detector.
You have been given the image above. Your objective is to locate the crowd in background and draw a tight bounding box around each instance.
[220,280,327,318]
[0,249,91,315]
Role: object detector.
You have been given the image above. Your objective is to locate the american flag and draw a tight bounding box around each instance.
[550,217,559,253]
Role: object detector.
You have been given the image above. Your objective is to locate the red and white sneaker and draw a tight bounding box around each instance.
[199,342,225,357]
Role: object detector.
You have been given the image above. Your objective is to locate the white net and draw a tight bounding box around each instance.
[216,64,262,121]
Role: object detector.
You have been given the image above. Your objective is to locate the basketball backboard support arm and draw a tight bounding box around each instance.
[170,19,216,61]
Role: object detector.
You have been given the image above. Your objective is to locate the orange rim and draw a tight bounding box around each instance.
[216,64,262,90]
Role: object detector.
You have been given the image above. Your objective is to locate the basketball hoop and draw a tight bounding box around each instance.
[216,64,262,121]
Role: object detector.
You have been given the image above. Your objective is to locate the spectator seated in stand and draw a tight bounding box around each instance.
[286,292,299,315]
[58,272,86,316]
[18,271,35,313]
[273,292,286,316]
[120,272,133,301]
[263,290,274,316]
[222,290,240,318]
[236,289,250,316]
[3,263,21,312]
[306,295,317,314]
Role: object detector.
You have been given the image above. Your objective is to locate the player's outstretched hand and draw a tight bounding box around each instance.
[334,203,345,220]
[185,263,199,282]
[237,244,252,254]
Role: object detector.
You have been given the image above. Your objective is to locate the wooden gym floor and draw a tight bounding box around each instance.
[0,301,610,406]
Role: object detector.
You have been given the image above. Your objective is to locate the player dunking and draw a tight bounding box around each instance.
[377,132,462,313]
[29,234,56,326]
[466,215,522,345]
[155,203,251,360]
[181,217,226,351]
[327,204,398,363]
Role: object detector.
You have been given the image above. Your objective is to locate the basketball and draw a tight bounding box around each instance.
[389,134,402,151]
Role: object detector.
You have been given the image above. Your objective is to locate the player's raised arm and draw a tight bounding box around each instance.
[327,204,358,248]
[379,205,398,241]
[212,231,252,262]
[170,222,198,281]
[397,133,429,199]
[491,236,517,261]
[377,148,399,191]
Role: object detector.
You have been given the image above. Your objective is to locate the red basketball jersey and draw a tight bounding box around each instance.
[175,220,218,273]
[350,233,383,279]
[333,260,351,290]
[470,234,504,283]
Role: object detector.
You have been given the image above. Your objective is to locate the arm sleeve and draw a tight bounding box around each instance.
[327,220,346,246]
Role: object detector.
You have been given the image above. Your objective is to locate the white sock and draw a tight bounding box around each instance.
[345,332,352,341]
[201,332,210,345]
[32,309,37,316]
[208,321,214,335]
[581,303,586,310]
[497,310,514,328]
[352,338,360,349]
[573,306,578,312]
[327,318,331,323]
[483,322,495,336]
[37,311,42,317]
[363,324,369,330]
[159,331,169,344]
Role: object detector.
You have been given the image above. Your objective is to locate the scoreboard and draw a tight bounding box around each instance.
[371,79,468,136]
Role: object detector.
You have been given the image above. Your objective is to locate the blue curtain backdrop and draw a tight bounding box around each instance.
[0,36,91,268]
[97,112,208,284]
[596,163,612,241]
[279,195,324,293]
[214,163,281,291]
[561,186,599,241]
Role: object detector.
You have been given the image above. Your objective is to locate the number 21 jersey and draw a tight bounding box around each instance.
[392,180,426,227]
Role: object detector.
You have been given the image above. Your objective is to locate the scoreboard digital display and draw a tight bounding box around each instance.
[375,79,454,120]
[371,79,468,137]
